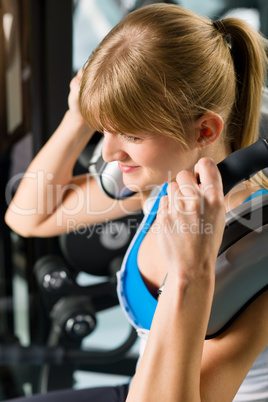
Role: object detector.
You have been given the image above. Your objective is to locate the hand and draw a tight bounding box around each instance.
[156,157,225,282]
[68,69,84,120]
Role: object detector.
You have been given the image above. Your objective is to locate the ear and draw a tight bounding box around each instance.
[195,113,224,148]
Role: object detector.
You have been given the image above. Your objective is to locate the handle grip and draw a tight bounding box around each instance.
[218,139,268,195]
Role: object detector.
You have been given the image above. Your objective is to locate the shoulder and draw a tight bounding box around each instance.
[141,185,166,212]
[224,181,264,212]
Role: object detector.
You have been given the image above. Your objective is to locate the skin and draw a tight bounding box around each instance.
[102,129,199,193]
[5,72,268,401]
[101,112,227,192]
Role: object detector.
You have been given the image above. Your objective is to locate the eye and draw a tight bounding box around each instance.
[120,133,141,142]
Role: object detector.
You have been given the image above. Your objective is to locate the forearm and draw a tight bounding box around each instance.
[5,111,95,236]
[127,269,215,402]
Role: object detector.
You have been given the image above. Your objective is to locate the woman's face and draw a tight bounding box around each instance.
[102,129,199,192]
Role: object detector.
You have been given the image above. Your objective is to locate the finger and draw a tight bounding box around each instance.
[166,182,180,199]
[157,194,169,215]
[69,76,79,92]
[70,69,84,91]
[77,68,84,80]
[176,170,200,197]
[194,157,224,200]
[166,182,182,212]
[175,170,202,215]
[166,181,192,215]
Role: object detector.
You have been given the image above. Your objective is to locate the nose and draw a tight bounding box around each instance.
[102,133,128,162]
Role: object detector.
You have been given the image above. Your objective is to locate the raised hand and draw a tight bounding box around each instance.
[156,157,225,282]
[68,69,85,121]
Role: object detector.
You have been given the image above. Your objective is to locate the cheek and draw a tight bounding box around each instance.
[129,147,156,166]
[130,141,181,171]
[142,153,163,169]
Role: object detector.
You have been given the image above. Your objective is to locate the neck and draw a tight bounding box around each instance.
[203,139,232,165]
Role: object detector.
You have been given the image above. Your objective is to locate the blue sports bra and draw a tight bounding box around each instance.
[122,185,268,331]
[122,183,168,330]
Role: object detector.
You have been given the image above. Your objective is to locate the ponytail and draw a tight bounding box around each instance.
[220,18,268,188]
[222,17,267,151]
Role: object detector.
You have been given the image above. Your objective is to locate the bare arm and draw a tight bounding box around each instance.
[5,74,142,237]
[127,158,268,401]
[127,158,225,401]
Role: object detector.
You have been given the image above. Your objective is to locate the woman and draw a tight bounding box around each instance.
[5,3,268,401]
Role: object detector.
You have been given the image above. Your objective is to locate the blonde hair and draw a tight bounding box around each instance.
[80,3,268,182]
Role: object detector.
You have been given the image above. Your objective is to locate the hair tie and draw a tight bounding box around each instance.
[213,20,231,48]
[213,20,227,37]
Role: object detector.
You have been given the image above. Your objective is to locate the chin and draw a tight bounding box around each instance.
[123,178,158,193]
[123,181,142,192]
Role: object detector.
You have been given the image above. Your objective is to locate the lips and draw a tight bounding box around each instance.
[118,162,141,173]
